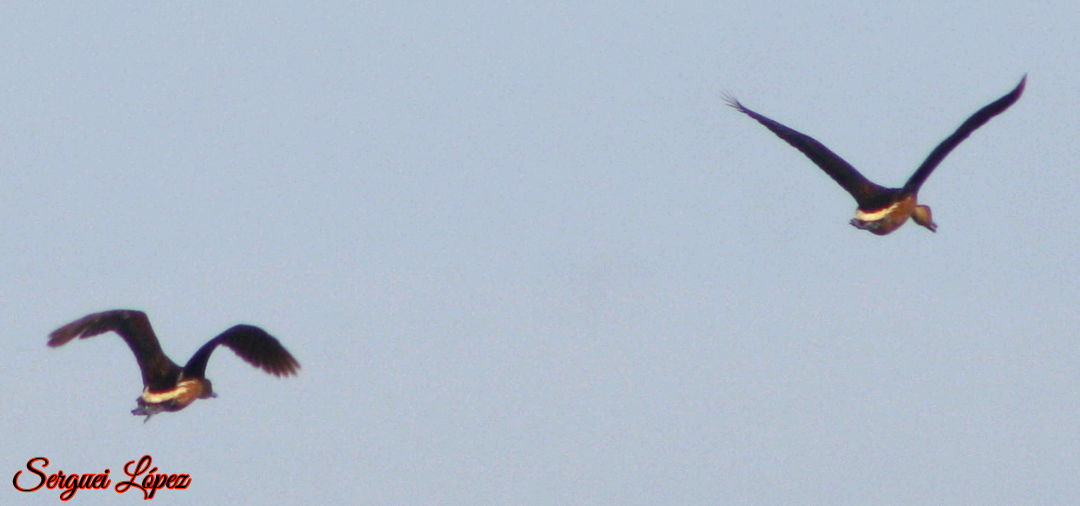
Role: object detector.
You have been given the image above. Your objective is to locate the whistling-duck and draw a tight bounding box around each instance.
[725,76,1026,235]
[48,310,299,422]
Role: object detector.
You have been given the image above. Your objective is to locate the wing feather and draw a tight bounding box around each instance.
[726,94,890,208]
[183,325,300,379]
[903,76,1026,193]
[48,310,181,389]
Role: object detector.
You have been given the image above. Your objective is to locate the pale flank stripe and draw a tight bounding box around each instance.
[854,202,900,221]
[141,380,196,403]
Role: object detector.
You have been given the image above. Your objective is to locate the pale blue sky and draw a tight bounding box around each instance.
[3,2,1077,504]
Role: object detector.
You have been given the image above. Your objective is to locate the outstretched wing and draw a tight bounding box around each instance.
[725,94,890,208]
[48,310,182,389]
[903,75,1026,193]
[183,324,300,379]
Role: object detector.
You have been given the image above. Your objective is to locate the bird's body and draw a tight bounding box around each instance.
[726,76,1026,235]
[48,310,299,422]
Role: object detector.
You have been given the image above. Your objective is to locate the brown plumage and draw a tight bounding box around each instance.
[725,76,1026,235]
[48,309,299,422]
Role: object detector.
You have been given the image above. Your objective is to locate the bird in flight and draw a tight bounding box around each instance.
[48,309,300,422]
[725,76,1026,235]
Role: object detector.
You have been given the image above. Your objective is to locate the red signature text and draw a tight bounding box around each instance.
[12,455,190,501]
[12,457,111,501]
[115,455,191,499]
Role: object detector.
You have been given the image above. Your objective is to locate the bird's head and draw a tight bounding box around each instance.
[199,379,217,399]
[912,204,937,232]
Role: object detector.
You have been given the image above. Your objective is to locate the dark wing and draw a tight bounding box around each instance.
[725,94,890,208]
[183,325,300,379]
[48,310,182,390]
[903,75,1026,193]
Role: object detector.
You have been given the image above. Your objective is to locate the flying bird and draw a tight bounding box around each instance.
[48,310,300,422]
[725,76,1026,235]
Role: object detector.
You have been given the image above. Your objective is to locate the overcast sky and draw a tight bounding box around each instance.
[3,2,1077,504]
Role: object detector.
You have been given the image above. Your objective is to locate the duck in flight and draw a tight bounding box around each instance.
[725,76,1026,235]
[48,309,300,422]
